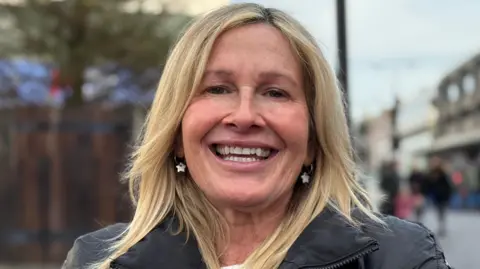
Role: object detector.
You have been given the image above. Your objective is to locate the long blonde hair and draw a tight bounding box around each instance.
[95,3,379,269]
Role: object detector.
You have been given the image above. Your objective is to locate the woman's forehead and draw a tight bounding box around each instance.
[205,24,302,83]
[209,24,292,58]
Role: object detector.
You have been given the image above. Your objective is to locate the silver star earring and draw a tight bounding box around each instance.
[301,172,310,184]
[176,162,186,173]
[301,164,314,184]
[174,157,186,173]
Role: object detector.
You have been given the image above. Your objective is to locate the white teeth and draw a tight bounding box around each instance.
[215,145,272,158]
[223,156,260,162]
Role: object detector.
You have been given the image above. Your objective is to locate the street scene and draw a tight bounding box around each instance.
[365,176,480,269]
[423,210,480,269]
[0,0,479,268]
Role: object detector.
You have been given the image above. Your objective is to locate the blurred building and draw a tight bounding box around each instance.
[357,109,395,174]
[357,89,437,178]
[426,53,480,193]
[395,89,438,177]
[352,123,369,171]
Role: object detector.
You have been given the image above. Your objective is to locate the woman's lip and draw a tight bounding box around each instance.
[208,140,280,150]
[207,146,278,172]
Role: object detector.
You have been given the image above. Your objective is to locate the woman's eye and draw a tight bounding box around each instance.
[206,86,230,95]
[265,89,287,98]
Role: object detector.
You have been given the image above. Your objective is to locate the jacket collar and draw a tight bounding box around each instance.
[113,208,378,269]
[112,217,205,269]
[281,208,378,268]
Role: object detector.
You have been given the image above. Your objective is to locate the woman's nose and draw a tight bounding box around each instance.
[222,91,264,132]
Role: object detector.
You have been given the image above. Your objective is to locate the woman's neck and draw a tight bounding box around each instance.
[216,195,291,266]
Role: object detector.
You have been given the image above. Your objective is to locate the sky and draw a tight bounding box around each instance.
[230,0,480,122]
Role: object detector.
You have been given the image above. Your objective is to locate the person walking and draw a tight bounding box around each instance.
[426,157,453,237]
[408,165,427,222]
[379,160,400,216]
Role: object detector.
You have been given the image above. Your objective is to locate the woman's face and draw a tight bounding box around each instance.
[180,23,312,210]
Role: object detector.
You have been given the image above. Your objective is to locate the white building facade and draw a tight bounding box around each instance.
[395,89,438,177]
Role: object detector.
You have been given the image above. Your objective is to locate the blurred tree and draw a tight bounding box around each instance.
[0,0,191,106]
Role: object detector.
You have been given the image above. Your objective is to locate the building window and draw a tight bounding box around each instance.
[447,84,460,102]
[463,74,476,95]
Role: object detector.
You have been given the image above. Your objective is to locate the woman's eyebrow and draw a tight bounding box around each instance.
[258,71,298,87]
[203,69,298,86]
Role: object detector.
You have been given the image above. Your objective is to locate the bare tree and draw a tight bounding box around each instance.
[0,0,191,106]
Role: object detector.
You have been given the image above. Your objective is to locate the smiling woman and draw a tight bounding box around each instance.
[63,3,451,269]
[180,22,311,211]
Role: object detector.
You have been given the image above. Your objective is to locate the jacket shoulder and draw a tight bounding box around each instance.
[364,216,451,269]
[62,223,128,269]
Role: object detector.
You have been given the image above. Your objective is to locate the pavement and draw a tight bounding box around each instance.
[420,209,480,269]
[364,178,480,269]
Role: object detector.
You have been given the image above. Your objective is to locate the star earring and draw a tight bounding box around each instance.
[174,157,186,173]
[300,164,314,184]
[301,172,310,184]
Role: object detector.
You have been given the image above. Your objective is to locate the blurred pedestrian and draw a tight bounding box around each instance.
[426,157,454,237]
[395,185,415,219]
[379,160,400,216]
[408,165,427,222]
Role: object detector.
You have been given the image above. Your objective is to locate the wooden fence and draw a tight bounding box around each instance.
[0,105,136,264]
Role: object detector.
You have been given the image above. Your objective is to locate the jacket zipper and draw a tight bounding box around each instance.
[301,242,379,269]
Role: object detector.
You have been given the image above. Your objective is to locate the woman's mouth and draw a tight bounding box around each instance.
[210,144,277,163]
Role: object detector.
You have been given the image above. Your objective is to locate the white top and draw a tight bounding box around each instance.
[221,265,243,269]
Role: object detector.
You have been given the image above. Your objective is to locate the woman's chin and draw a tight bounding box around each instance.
[212,188,273,209]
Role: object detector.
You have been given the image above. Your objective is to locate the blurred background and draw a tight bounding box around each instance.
[0,0,478,268]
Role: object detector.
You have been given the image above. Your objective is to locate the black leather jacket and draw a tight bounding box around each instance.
[63,209,452,269]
